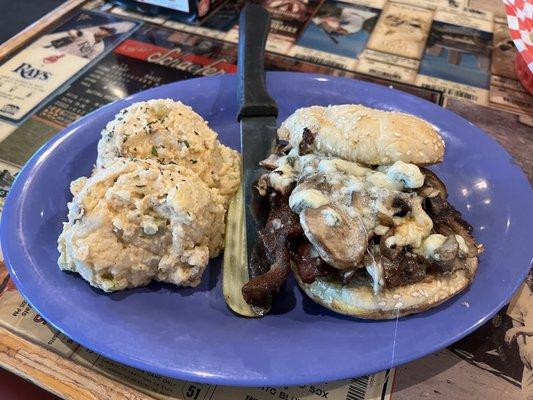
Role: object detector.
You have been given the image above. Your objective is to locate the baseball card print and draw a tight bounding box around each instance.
[366,2,433,59]
[297,0,380,58]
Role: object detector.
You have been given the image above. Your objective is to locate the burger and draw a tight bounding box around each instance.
[241,104,483,319]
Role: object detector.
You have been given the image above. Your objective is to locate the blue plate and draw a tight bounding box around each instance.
[2,73,532,386]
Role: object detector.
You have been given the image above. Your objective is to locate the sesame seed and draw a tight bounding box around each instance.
[394,132,401,138]
[392,294,401,300]
[378,301,387,307]
[395,302,403,308]
[423,139,430,145]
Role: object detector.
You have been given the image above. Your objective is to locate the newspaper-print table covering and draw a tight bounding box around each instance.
[0,1,531,399]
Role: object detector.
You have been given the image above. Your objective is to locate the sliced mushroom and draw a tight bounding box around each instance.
[420,171,480,259]
[433,235,459,269]
[433,223,476,258]
[430,256,466,275]
[256,173,269,196]
[351,191,371,210]
[268,168,296,195]
[296,172,332,190]
[259,154,281,170]
[242,247,290,307]
[417,185,438,198]
[446,219,478,257]
[300,204,367,270]
[419,168,447,199]
[426,233,479,275]
[431,207,477,256]
[289,173,332,213]
[424,197,458,223]
[377,211,395,227]
[274,141,292,154]
[363,249,384,294]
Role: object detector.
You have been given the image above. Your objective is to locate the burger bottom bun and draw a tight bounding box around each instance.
[292,258,478,319]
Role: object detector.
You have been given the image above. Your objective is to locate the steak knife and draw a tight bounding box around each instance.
[223,4,278,317]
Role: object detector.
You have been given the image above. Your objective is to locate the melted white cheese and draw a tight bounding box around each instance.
[380,161,425,189]
[317,158,371,176]
[365,249,384,294]
[414,234,446,259]
[321,207,341,227]
[267,154,435,272]
[388,197,433,248]
[365,171,403,191]
[269,162,297,193]
[289,188,330,212]
[375,225,390,235]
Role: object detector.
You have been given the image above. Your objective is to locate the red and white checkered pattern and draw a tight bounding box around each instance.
[504,0,533,93]
[504,0,533,71]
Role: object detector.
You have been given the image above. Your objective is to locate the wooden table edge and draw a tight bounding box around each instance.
[0,324,156,400]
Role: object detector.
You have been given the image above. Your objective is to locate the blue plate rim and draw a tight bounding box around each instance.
[1,72,532,386]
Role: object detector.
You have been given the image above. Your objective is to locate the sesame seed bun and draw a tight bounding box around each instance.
[278,104,445,166]
[292,257,478,319]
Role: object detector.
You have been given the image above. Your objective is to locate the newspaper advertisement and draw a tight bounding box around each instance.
[414,8,492,104]
[261,0,325,40]
[290,0,382,71]
[36,25,238,129]
[224,1,327,54]
[106,0,533,116]
[0,11,138,123]
[356,49,418,83]
[108,0,532,116]
[366,2,433,59]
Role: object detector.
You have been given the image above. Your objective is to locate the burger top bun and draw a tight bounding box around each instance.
[278,104,445,166]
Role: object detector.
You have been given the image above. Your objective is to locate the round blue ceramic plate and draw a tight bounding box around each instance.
[2,73,532,386]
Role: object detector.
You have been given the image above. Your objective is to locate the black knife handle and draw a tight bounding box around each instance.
[237,4,278,121]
